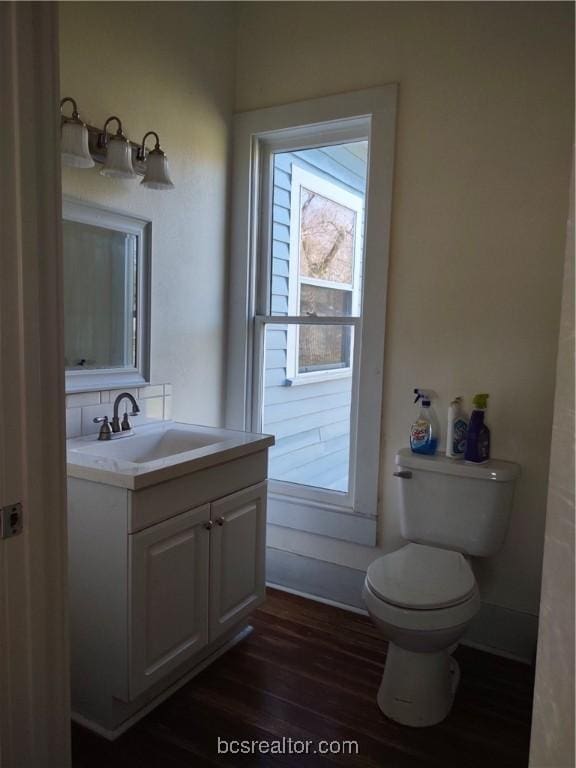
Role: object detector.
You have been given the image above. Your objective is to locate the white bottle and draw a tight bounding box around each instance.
[446,397,468,459]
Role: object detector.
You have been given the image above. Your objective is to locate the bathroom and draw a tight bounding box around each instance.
[0,1,573,767]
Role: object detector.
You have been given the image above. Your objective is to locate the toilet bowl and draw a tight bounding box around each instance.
[363,449,520,727]
[363,543,481,727]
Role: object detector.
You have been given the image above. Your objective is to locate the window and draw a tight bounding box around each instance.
[286,165,363,383]
[227,87,397,545]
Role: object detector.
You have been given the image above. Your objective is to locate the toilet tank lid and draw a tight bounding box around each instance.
[396,448,520,482]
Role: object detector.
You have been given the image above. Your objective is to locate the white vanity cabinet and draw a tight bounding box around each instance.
[129,482,267,700]
[129,503,211,699]
[209,483,267,641]
[67,433,271,739]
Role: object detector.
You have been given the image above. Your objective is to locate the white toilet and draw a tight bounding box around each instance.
[363,448,520,728]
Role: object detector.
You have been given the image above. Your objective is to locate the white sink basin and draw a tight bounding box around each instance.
[74,427,225,464]
[67,421,274,489]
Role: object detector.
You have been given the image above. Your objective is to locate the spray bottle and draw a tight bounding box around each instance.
[464,393,491,463]
[410,389,440,455]
[446,397,468,459]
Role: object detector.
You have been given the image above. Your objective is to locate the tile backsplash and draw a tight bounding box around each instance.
[65,383,172,439]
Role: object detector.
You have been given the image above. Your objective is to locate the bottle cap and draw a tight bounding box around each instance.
[472,393,489,409]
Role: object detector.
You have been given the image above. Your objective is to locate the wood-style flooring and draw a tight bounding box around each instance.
[72,588,535,767]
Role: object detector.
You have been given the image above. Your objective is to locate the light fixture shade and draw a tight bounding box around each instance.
[100,136,136,179]
[61,120,94,168]
[141,149,174,190]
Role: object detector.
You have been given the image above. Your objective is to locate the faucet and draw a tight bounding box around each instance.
[93,392,141,440]
[112,392,140,433]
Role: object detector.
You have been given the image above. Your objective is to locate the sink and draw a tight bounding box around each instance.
[67,421,274,490]
[74,427,225,464]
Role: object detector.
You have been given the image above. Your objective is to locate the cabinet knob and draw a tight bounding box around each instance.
[204,521,214,530]
[216,517,225,526]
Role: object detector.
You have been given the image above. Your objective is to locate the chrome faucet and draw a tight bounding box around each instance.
[93,392,141,440]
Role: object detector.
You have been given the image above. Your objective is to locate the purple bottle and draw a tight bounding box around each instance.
[464,394,490,463]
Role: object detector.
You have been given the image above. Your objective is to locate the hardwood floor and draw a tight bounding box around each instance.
[72,588,535,767]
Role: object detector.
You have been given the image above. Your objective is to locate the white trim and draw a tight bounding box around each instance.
[286,369,352,387]
[62,197,151,392]
[226,86,397,541]
[266,583,370,617]
[0,4,71,764]
[267,492,378,545]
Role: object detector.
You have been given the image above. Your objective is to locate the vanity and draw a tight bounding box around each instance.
[67,420,273,738]
[61,200,273,737]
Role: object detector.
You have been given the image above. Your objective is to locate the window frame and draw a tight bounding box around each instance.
[286,164,364,384]
[226,87,397,545]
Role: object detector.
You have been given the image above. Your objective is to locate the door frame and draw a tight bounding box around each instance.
[0,3,70,766]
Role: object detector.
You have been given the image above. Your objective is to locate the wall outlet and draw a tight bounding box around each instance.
[0,503,23,539]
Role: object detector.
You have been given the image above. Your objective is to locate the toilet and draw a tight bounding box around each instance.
[363,448,520,728]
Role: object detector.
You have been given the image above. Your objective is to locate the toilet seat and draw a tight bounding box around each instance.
[366,544,476,610]
[362,578,481,633]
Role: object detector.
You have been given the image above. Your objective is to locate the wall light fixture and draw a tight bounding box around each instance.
[98,116,136,179]
[59,97,175,190]
[138,132,174,190]
[60,98,95,169]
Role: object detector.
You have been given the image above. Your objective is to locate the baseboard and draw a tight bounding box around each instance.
[465,601,538,665]
[267,546,366,609]
[266,547,538,664]
[267,581,370,616]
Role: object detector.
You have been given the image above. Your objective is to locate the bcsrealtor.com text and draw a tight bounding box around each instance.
[217,737,359,756]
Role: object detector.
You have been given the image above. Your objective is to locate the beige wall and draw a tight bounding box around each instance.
[59,0,573,643]
[530,163,574,767]
[236,2,574,621]
[60,1,236,426]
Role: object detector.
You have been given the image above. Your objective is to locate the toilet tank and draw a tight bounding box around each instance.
[395,448,521,556]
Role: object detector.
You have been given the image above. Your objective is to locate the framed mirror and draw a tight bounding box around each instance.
[63,198,151,392]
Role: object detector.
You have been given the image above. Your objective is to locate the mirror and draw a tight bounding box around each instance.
[63,199,150,391]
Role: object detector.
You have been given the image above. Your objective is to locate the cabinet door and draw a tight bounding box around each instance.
[129,503,210,699]
[209,482,267,641]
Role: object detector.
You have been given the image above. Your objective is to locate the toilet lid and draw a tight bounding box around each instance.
[366,544,476,610]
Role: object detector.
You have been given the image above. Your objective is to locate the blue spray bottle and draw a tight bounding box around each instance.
[410,389,440,455]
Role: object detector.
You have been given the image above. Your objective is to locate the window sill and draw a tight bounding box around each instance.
[286,369,353,387]
[267,488,377,546]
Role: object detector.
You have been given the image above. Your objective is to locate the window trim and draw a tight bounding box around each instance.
[286,164,364,383]
[226,86,397,545]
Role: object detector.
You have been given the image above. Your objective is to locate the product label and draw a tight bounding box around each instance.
[453,418,468,455]
[410,420,430,450]
[477,432,490,461]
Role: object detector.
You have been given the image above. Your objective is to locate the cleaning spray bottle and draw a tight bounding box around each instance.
[446,397,468,459]
[464,393,490,463]
[410,389,440,455]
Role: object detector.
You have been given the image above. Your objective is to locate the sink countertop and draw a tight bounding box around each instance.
[66,421,274,490]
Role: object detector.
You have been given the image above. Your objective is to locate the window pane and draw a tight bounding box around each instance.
[270,141,367,317]
[262,324,353,493]
[298,325,351,373]
[300,284,351,317]
[299,188,355,284]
